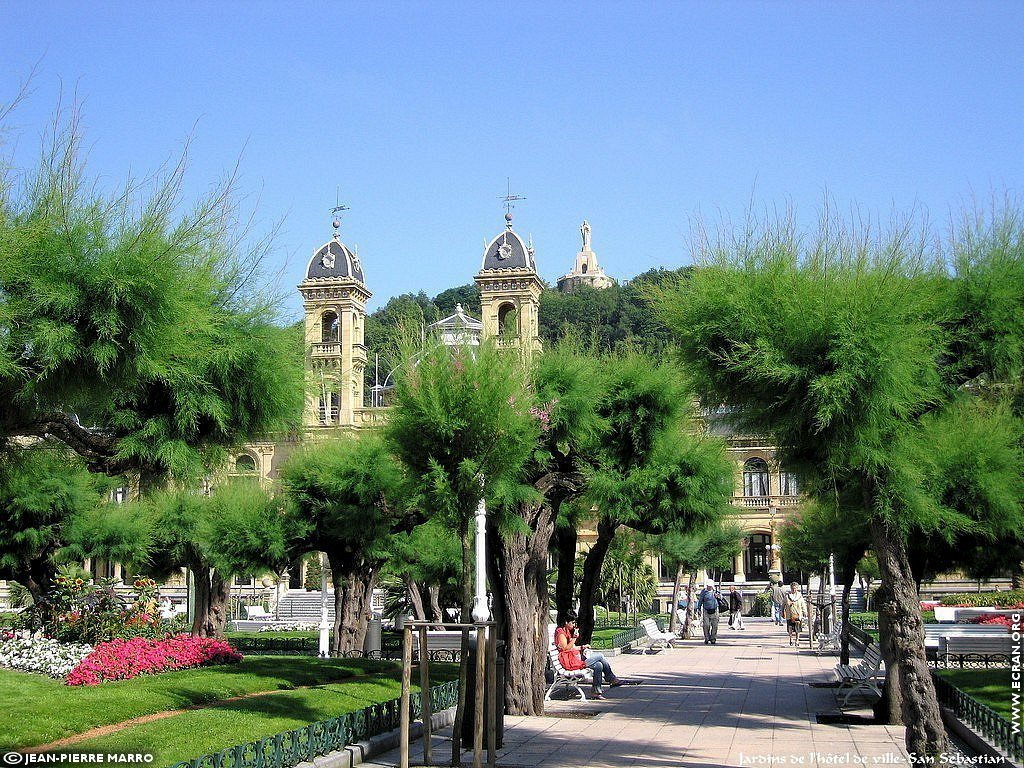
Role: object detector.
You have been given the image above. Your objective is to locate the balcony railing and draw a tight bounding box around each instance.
[311,342,341,357]
[732,495,801,508]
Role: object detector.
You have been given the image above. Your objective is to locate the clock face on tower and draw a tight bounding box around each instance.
[497,242,512,261]
[322,251,336,269]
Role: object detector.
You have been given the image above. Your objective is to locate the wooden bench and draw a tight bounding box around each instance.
[640,618,679,653]
[835,643,884,707]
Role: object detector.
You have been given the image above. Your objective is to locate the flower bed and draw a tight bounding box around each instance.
[968,615,1015,630]
[0,638,93,677]
[257,621,318,632]
[67,634,242,686]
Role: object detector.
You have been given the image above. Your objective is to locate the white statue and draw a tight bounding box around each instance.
[580,220,591,251]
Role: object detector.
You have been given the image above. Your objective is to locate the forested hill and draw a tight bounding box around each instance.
[362,267,689,387]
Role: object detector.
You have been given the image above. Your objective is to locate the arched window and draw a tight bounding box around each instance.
[234,454,257,474]
[497,303,518,337]
[743,458,770,497]
[581,263,588,274]
[321,311,340,343]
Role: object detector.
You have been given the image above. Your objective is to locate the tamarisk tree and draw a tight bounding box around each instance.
[651,207,1024,759]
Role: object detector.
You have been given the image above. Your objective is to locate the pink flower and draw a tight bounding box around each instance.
[66,634,242,686]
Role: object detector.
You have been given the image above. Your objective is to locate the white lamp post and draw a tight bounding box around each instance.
[471,495,490,623]
[318,552,330,657]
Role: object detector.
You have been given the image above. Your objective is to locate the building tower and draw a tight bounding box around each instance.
[557,220,614,292]
[474,211,544,358]
[298,217,371,429]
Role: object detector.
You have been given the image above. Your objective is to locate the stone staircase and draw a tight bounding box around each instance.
[275,589,335,622]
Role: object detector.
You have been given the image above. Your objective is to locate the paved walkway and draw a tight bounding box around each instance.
[366,617,910,767]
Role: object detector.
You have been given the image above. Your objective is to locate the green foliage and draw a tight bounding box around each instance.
[280,433,408,561]
[200,483,294,577]
[386,341,539,528]
[537,268,687,352]
[655,521,744,574]
[751,591,773,617]
[598,531,658,612]
[650,209,1024,541]
[0,447,102,587]
[938,589,1024,608]
[0,105,303,479]
[385,519,461,596]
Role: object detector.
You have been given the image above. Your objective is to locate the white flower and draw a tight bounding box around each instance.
[0,638,93,678]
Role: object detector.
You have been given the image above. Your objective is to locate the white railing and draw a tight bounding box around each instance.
[732,495,801,508]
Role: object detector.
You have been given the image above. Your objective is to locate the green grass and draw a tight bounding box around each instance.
[66,670,455,766]
[590,626,632,645]
[0,655,401,750]
[936,669,1018,728]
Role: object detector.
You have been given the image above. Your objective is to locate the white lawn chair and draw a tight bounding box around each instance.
[640,618,680,653]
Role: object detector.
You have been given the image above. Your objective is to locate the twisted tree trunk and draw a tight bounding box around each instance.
[326,551,379,654]
[668,563,684,632]
[192,566,231,637]
[869,518,949,759]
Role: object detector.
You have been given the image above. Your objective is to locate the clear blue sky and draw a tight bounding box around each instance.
[3,3,1022,319]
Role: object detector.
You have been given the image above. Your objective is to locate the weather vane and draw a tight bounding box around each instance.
[330,188,349,236]
[499,177,526,217]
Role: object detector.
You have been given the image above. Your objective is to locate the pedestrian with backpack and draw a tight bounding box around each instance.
[697,580,726,644]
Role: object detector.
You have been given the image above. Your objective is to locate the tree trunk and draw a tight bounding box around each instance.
[327,551,378,654]
[553,525,577,625]
[486,500,557,715]
[869,518,949,758]
[428,584,444,625]
[407,577,426,621]
[668,563,684,632]
[682,570,698,639]
[451,520,473,767]
[577,517,618,643]
[192,566,231,638]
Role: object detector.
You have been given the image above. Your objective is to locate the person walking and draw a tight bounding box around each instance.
[697,580,724,644]
[728,584,745,630]
[770,581,787,626]
[783,582,807,646]
[554,611,623,699]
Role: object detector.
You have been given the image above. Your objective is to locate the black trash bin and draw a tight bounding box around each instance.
[460,637,504,749]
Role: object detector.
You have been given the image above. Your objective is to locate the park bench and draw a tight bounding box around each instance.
[545,623,593,701]
[409,630,467,662]
[941,634,1011,667]
[835,629,884,708]
[640,618,680,653]
[545,645,594,701]
[923,623,1005,651]
[835,643,884,707]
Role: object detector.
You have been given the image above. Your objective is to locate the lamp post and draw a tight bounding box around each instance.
[471,495,490,623]
[318,552,330,658]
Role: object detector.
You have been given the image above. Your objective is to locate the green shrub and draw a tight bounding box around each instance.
[751,592,772,617]
[939,590,1024,608]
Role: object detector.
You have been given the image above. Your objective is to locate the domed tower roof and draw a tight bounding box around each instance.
[480,213,535,272]
[305,236,365,284]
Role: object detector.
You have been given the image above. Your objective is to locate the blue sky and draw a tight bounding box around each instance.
[2,2,1023,319]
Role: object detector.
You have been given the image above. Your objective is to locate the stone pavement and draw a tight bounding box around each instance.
[365,617,911,767]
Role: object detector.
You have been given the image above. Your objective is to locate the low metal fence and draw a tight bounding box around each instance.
[590,625,646,650]
[170,679,459,768]
[932,672,1021,764]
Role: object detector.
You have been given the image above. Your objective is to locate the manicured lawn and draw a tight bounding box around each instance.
[66,669,455,766]
[936,668,1018,727]
[0,655,400,749]
[590,626,633,646]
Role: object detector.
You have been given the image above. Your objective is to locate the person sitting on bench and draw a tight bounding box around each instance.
[554,611,623,700]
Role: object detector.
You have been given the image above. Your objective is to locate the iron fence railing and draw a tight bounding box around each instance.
[932,672,1021,764]
[590,625,647,650]
[170,679,459,768]
[228,637,462,663]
